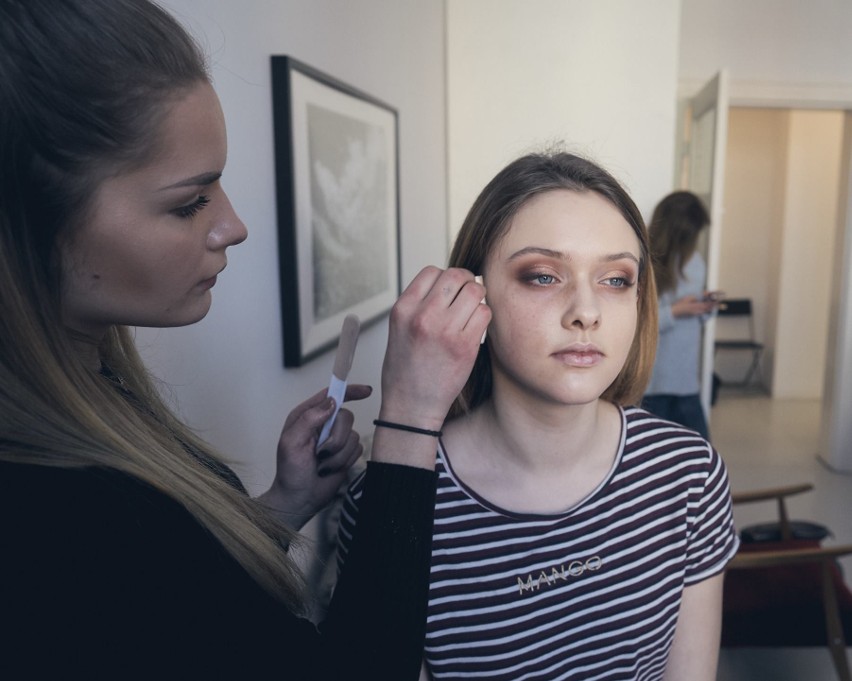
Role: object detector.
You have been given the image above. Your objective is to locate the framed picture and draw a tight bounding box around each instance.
[271,56,400,367]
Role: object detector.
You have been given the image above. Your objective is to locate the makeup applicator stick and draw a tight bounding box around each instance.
[318,314,361,448]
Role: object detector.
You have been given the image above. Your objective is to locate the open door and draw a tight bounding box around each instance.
[674,70,730,416]
[819,111,852,473]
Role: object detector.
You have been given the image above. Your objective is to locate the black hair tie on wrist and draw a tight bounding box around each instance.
[373,419,443,438]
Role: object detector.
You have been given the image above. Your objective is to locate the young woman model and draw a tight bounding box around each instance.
[0,1,488,678]
[340,152,739,680]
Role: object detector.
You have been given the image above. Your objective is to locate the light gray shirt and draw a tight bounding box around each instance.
[646,253,707,396]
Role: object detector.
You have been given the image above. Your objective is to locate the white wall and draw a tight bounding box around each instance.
[446,0,681,238]
[679,0,852,107]
[137,0,448,493]
[774,110,843,399]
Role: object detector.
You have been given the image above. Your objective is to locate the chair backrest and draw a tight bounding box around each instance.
[716,298,757,341]
[732,483,813,542]
[717,298,753,317]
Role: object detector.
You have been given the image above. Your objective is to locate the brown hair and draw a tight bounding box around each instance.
[447,150,658,416]
[648,191,710,294]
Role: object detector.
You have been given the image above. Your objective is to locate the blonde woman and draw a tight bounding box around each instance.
[0,1,488,678]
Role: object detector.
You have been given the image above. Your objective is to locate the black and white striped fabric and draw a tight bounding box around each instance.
[338,407,739,680]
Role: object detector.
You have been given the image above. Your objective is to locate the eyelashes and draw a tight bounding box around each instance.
[173,194,210,219]
[602,276,635,289]
[521,271,636,289]
[523,272,556,286]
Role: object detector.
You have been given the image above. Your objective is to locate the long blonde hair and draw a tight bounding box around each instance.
[0,0,305,610]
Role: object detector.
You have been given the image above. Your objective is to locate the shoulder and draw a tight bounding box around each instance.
[0,459,187,529]
[621,406,717,469]
[685,251,706,269]
[0,459,163,510]
[0,459,264,596]
[620,407,731,500]
[623,406,710,447]
[0,460,224,581]
[683,251,707,279]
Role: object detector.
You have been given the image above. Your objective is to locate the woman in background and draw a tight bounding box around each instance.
[642,191,719,439]
[0,1,488,678]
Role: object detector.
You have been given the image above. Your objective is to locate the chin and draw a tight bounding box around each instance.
[556,392,607,408]
[140,297,213,329]
[521,382,604,408]
[177,306,213,327]
[548,380,617,407]
[183,292,214,323]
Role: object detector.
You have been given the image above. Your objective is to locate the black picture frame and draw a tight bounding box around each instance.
[271,56,400,367]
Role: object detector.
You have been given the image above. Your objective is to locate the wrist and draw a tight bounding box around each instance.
[376,403,446,433]
[256,483,314,532]
[373,419,443,438]
[370,417,440,471]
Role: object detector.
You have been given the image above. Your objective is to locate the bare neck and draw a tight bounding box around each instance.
[442,396,623,514]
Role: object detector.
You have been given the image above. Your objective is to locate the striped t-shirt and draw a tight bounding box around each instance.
[338,407,739,680]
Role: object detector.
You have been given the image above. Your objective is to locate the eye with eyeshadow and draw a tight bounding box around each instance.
[172,194,210,219]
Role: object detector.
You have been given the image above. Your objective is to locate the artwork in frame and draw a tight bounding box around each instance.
[271,56,400,367]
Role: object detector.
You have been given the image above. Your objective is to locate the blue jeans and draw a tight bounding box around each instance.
[641,393,710,441]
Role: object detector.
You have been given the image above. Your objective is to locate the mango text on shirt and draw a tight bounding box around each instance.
[517,556,603,596]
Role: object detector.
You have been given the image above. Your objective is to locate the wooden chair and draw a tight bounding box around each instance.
[735,483,831,544]
[722,484,852,680]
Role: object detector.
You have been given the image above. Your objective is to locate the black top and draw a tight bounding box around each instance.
[0,460,436,680]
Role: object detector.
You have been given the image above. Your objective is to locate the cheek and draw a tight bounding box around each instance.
[490,297,539,339]
[487,304,553,369]
[89,238,155,288]
[614,305,639,354]
[60,229,116,294]
[78,229,193,299]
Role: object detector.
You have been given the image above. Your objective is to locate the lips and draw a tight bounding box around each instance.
[552,344,604,367]
[199,265,225,289]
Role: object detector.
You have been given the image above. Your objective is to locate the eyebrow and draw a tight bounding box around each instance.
[158,171,222,191]
[507,246,641,266]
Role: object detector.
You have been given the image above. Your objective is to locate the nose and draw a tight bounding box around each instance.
[207,191,248,250]
[561,281,601,330]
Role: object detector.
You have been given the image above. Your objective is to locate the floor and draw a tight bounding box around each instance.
[710,389,852,680]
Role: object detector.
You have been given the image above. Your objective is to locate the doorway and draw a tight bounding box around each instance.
[714,107,845,400]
